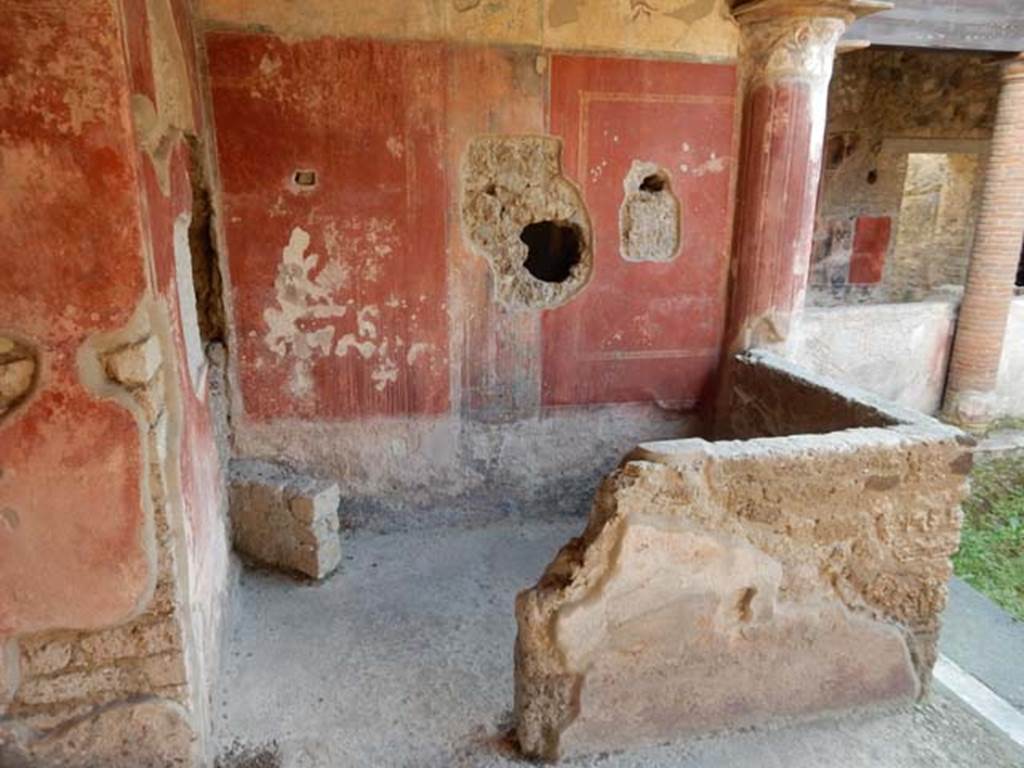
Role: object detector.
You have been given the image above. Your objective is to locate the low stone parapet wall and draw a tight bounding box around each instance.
[514,351,972,761]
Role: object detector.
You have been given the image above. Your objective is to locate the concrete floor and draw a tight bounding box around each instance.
[975,429,1024,460]
[941,577,1024,711]
[213,519,1024,768]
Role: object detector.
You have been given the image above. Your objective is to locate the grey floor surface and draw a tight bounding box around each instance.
[940,577,1024,710]
[213,519,1024,768]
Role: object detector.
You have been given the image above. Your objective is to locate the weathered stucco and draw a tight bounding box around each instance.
[235,405,699,525]
[1,0,152,638]
[543,55,736,407]
[208,33,451,421]
[790,300,957,414]
[515,352,969,760]
[199,0,738,57]
[204,34,738,511]
[994,296,1024,419]
[786,297,1024,420]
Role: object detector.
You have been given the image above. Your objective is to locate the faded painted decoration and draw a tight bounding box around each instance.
[0,0,154,637]
[208,35,450,420]
[198,0,737,56]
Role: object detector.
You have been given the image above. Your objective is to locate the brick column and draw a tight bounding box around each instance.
[724,0,886,353]
[943,55,1024,428]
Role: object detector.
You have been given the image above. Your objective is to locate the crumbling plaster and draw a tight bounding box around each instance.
[0,338,38,421]
[619,160,681,263]
[1,300,204,766]
[1,0,154,638]
[461,136,593,310]
[204,31,737,513]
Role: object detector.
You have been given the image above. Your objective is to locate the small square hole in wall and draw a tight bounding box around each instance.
[293,169,317,189]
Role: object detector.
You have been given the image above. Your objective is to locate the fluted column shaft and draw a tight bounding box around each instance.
[724,0,879,352]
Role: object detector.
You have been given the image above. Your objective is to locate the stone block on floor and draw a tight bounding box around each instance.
[229,459,342,580]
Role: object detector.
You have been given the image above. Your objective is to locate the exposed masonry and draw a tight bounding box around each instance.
[186,135,228,346]
[812,49,1000,306]
[229,459,342,580]
[1,319,198,766]
[461,136,592,310]
[515,351,972,760]
[619,160,680,262]
[0,337,37,421]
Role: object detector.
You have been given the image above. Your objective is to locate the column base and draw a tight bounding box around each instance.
[942,388,1001,431]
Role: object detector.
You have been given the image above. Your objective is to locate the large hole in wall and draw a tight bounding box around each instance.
[520,220,583,283]
[620,161,680,263]
[461,136,592,310]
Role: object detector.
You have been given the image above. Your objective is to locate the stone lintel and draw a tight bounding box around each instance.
[732,0,893,24]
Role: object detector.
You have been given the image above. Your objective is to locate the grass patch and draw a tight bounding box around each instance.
[953,455,1024,621]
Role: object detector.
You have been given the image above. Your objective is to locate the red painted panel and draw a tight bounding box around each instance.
[0,2,150,634]
[448,47,545,421]
[849,215,892,285]
[208,34,450,420]
[543,56,736,408]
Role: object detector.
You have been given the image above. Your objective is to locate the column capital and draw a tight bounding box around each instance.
[732,1,892,86]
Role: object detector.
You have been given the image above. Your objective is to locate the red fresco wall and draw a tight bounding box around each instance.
[448,47,546,421]
[543,56,736,408]
[0,0,225,639]
[209,41,736,423]
[207,34,450,422]
[122,0,226,607]
[848,215,892,285]
[0,2,150,635]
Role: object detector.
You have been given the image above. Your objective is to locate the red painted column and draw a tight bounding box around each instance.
[943,55,1024,428]
[723,0,885,353]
